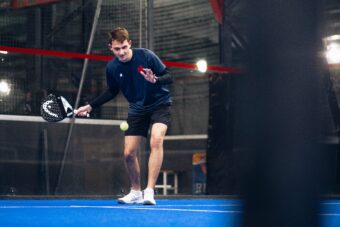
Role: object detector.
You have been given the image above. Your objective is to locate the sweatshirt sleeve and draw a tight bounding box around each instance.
[89,64,120,109]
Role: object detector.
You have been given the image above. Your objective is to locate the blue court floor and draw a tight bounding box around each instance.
[0,199,242,227]
[321,200,340,227]
[1,198,340,227]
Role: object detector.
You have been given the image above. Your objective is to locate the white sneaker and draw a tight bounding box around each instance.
[117,189,143,204]
[143,188,156,205]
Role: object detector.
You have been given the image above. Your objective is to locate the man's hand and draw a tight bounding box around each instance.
[139,68,157,84]
[74,104,92,117]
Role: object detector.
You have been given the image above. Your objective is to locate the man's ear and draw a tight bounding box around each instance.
[128,40,132,47]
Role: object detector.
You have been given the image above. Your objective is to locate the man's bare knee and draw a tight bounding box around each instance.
[150,136,163,150]
[124,149,137,162]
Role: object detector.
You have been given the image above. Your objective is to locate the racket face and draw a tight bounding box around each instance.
[41,94,71,122]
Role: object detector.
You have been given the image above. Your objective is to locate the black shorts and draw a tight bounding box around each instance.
[125,105,171,137]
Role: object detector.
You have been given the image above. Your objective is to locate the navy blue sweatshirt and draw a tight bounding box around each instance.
[90,48,172,115]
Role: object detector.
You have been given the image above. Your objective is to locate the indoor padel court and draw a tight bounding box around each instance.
[2,0,340,227]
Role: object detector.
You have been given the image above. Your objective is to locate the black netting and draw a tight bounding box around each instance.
[0,0,218,136]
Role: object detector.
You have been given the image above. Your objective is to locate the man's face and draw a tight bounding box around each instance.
[109,39,132,62]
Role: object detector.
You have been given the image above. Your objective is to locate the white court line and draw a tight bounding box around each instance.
[322,202,340,205]
[2,205,338,216]
[0,204,239,208]
[320,213,340,216]
[70,206,242,213]
[0,205,242,214]
[155,204,241,207]
[3,205,338,216]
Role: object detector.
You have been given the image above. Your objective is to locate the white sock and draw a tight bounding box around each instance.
[144,188,154,193]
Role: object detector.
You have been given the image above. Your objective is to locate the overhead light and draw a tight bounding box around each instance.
[0,81,10,95]
[0,51,8,55]
[324,35,340,64]
[196,59,207,73]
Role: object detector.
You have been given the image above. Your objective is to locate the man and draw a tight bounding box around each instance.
[75,27,172,205]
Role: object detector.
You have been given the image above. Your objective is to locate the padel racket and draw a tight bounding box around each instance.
[40,93,88,122]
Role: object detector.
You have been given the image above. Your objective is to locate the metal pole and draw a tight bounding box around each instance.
[147,0,153,50]
[139,0,143,47]
[43,129,50,195]
[55,0,103,194]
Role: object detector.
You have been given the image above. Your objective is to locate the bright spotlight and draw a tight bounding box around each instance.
[196,59,207,73]
[0,51,8,55]
[324,35,340,64]
[0,81,10,95]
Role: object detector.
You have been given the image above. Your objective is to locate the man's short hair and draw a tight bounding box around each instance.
[108,27,129,44]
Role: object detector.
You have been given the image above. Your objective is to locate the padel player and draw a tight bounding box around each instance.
[74,27,172,205]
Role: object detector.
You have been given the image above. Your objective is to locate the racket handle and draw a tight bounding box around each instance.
[73,110,90,118]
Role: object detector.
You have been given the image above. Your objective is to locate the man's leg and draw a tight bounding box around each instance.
[143,123,167,205]
[117,135,143,204]
[124,135,143,190]
[147,123,167,189]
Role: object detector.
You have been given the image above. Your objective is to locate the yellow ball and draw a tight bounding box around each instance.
[120,121,129,131]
